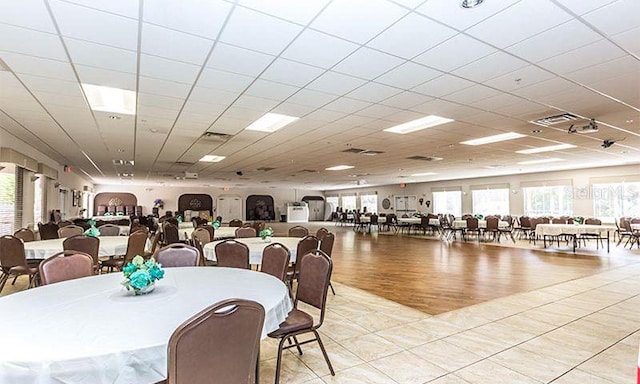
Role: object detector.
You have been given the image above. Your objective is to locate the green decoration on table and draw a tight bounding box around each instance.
[573,216,584,224]
[259,227,274,241]
[84,219,99,237]
[121,256,165,295]
[211,220,221,229]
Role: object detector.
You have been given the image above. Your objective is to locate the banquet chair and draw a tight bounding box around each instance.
[14,228,36,242]
[464,217,481,241]
[261,243,290,282]
[163,223,181,245]
[191,228,212,266]
[98,224,121,237]
[63,235,100,273]
[155,244,199,268]
[319,232,336,295]
[252,221,265,236]
[288,226,309,238]
[483,216,500,241]
[0,235,39,292]
[315,227,330,240]
[166,299,265,384]
[229,219,243,227]
[38,251,94,285]
[269,250,334,384]
[101,231,148,272]
[130,223,149,236]
[196,225,215,241]
[287,235,319,291]
[580,218,604,248]
[215,240,250,269]
[58,220,73,227]
[57,225,84,238]
[38,222,59,240]
[235,227,256,238]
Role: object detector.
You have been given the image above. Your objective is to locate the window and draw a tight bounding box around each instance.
[523,186,573,216]
[341,195,357,211]
[326,196,339,210]
[0,164,16,236]
[472,188,510,216]
[360,194,377,214]
[593,182,640,221]
[34,175,46,224]
[433,190,462,217]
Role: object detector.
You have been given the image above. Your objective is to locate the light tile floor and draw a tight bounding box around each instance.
[259,263,640,384]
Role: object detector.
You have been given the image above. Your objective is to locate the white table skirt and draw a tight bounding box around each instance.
[535,224,616,237]
[24,236,132,259]
[92,216,130,222]
[0,267,292,384]
[178,227,237,241]
[452,220,509,229]
[396,218,440,225]
[204,237,301,264]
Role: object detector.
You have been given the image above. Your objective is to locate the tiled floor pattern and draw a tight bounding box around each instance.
[258,264,640,384]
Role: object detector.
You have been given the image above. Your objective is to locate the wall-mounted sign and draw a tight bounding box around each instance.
[399,183,406,189]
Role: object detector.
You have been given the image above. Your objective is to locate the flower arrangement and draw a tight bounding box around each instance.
[573,216,584,224]
[84,219,100,237]
[154,199,164,209]
[211,219,221,229]
[122,256,165,295]
[259,226,274,241]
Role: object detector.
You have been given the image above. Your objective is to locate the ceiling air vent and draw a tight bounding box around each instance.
[175,161,195,167]
[342,148,366,154]
[531,113,579,127]
[201,132,232,142]
[299,169,318,173]
[113,159,134,166]
[342,148,384,155]
[406,155,443,161]
[257,167,275,172]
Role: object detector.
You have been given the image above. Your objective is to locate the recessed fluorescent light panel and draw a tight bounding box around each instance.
[461,132,526,146]
[383,115,454,134]
[81,83,136,115]
[325,165,354,171]
[517,158,562,165]
[199,155,226,162]
[410,172,437,177]
[245,113,299,133]
[516,143,576,154]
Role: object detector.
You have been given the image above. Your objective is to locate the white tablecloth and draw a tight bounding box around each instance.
[23,236,132,259]
[92,216,130,222]
[535,224,616,237]
[452,220,509,229]
[204,237,301,264]
[0,267,291,384]
[178,227,237,241]
[396,218,440,225]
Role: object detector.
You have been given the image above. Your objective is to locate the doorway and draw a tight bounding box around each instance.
[217,195,242,222]
[302,196,325,221]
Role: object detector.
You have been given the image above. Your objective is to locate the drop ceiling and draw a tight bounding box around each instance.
[0,0,638,190]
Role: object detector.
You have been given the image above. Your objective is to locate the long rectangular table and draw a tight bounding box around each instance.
[535,224,616,252]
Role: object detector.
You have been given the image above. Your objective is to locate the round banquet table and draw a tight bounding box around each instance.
[203,237,302,264]
[23,236,132,260]
[0,267,292,384]
[178,226,237,241]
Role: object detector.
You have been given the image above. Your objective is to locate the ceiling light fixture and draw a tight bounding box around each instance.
[325,165,354,171]
[410,172,437,177]
[199,155,226,162]
[245,112,299,133]
[516,143,576,154]
[383,115,454,134]
[517,158,562,165]
[460,0,484,8]
[461,132,526,146]
[81,83,136,115]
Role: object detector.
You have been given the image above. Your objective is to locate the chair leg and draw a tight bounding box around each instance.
[313,330,335,376]
[292,336,303,355]
[11,275,18,285]
[0,273,9,294]
[329,281,336,295]
[274,337,287,384]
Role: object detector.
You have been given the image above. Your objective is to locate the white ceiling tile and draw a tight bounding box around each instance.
[565,56,640,85]
[311,0,407,44]
[75,64,136,90]
[34,91,87,109]
[139,54,201,84]
[611,26,640,55]
[281,29,359,69]
[0,52,75,81]
[17,74,81,96]
[65,38,137,73]
[413,34,496,72]
[465,0,573,48]
[141,23,213,65]
[219,6,303,55]
[537,39,627,74]
[323,97,372,114]
[244,79,300,101]
[271,102,317,117]
[443,84,502,105]
[417,0,520,31]
[138,92,185,110]
[346,82,402,103]
[206,42,275,77]
[50,0,138,51]
[305,71,367,95]
[304,109,347,122]
[0,0,56,33]
[582,0,640,36]
[260,58,325,87]
[483,65,556,92]
[380,91,433,109]
[506,20,603,63]
[412,75,474,98]
[552,0,617,15]
[355,104,402,119]
[188,86,237,105]
[375,61,442,89]
[367,13,457,59]
[197,68,254,93]
[453,51,528,83]
[511,77,576,99]
[239,0,330,25]
[233,95,281,111]
[62,0,139,18]
[333,47,405,80]
[143,0,231,39]
[286,89,337,108]
[138,76,192,99]
[0,24,67,60]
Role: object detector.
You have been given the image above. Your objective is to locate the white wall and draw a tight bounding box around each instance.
[93,184,324,221]
[325,164,640,218]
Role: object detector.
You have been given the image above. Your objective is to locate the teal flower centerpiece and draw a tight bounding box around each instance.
[573,216,584,225]
[84,219,100,237]
[121,256,165,295]
[259,227,274,242]
[211,220,221,229]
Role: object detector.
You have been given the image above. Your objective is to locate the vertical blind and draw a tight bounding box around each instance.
[0,164,16,236]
